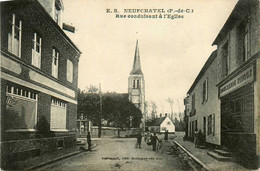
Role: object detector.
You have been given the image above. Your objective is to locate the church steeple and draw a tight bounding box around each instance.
[128,39,145,129]
[130,40,143,75]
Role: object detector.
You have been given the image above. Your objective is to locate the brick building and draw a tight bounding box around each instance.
[1,0,81,168]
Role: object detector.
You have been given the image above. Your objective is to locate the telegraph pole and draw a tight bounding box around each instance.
[98,83,102,138]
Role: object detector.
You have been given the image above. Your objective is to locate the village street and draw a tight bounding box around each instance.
[49,135,191,170]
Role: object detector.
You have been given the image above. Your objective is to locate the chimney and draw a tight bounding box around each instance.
[160,113,162,118]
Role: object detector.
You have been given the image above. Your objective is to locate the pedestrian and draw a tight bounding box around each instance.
[136,131,142,148]
[164,130,168,141]
[87,131,91,151]
[198,130,203,148]
[194,128,199,148]
[151,133,159,151]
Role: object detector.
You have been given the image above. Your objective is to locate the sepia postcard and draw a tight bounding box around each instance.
[1,0,259,170]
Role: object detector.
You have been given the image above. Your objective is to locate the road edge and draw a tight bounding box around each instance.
[173,140,211,171]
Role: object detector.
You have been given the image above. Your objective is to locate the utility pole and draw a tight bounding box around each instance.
[98,83,102,138]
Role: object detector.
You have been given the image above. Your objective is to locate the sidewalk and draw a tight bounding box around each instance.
[170,133,248,171]
[8,141,97,170]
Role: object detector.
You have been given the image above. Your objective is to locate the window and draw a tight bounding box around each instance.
[52,48,59,78]
[54,2,61,24]
[190,94,196,116]
[51,98,66,130]
[133,80,136,88]
[32,32,42,68]
[5,84,37,130]
[208,114,215,135]
[167,121,171,125]
[202,78,208,103]
[67,59,73,82]
[192,94,195,110]
[238,19,249,63]
[222,41,229,76]
[8,14,22,57]
[137,80,140,88]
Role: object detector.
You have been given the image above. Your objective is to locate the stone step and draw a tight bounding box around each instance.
[207,151,232,162]
[214,149,231,157]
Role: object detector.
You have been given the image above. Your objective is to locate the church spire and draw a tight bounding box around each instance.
[130,40,143,75]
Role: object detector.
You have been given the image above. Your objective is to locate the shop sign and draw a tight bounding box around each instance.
[220,66,254,97]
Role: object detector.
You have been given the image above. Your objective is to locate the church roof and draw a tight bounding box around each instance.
[130,40,143,75]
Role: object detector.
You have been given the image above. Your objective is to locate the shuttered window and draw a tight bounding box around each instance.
[67,59,73,82]
[5,85,37,130]
[50,98,67,130]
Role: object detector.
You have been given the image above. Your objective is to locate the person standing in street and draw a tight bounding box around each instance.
[136,131,142,148]
[164,130,168,141]
[151,133,159,151]
[87,131,91,151]
[194,128,199,148]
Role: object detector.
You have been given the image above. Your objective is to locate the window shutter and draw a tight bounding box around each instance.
[51,104,66,129]
[213,113,215,136]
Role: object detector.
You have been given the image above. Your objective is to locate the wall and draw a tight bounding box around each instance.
[160,117,175,133]
[255,58,260,157]
[148,126,160,133]
[188,56,220,145]
[217,1,260,82]
[90,127,141,138]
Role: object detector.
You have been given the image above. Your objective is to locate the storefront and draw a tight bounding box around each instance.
[218,64,257,166]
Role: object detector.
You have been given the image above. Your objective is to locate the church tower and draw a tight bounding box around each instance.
[128,40,145,127]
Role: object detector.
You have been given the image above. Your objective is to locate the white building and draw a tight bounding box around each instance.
[147,116,175,133]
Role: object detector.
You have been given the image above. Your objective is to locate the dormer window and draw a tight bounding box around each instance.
[54,2,61,24]
[53,0,63,26]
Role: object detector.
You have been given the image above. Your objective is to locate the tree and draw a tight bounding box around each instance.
[166,98,174,117]
[77,89,100,125]
[77,90,142,132]
[150,101,157,119]
[86,84,99,93]
[102,93,142,128]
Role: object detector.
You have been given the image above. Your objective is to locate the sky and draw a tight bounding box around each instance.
[62,0,238,116]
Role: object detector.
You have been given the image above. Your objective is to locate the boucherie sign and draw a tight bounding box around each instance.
[220,66,254,97]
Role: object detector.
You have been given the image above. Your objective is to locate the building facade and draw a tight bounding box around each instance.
[128,40,145,127]
[186,51,220,145]
[185,0,259,168]
[147,116,175,133]
[1,0,81,168]
[213,0,260,168]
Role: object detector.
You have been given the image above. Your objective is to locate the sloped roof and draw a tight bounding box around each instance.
[187,50,217,94]
[130,40,143,75]
[147,117,166,126]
